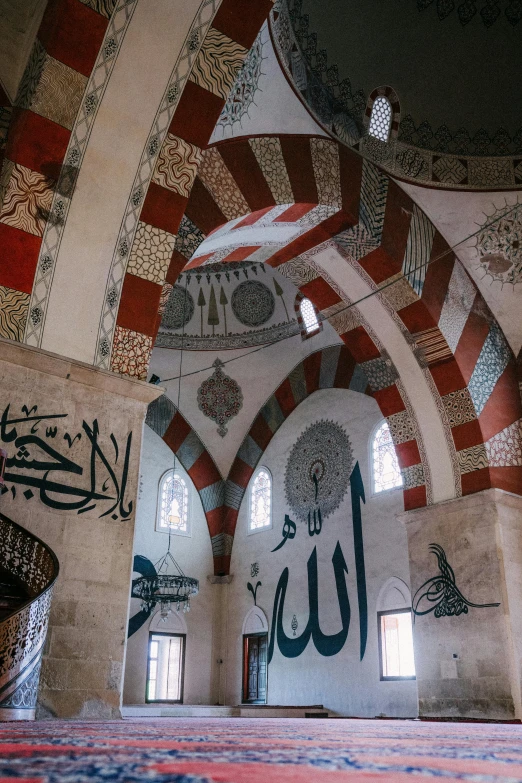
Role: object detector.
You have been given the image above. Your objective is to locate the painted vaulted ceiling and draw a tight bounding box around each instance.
[0,0,521,567]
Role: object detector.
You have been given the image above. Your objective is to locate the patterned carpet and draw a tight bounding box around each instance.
[2,717,522,782]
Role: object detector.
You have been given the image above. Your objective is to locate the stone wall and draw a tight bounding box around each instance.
[402,489,522,720]
[0,338,160,718]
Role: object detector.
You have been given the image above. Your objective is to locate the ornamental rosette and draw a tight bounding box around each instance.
[197,359,243,437]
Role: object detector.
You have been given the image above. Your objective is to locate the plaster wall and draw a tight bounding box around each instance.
[122,425,216,706]
[0,338,159,718]
[209,21,328,144]
[225,388,418,717]
[402,491,517,719]
[150,324,342,477]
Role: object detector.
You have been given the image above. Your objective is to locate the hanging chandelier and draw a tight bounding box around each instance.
[133,548,199,619]
[138,271,199,621]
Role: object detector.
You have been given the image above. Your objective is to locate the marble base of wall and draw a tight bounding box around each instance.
[400,489,522,720]
[0,338,161,719]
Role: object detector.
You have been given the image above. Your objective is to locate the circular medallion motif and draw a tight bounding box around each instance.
[284,420,353,523]
[475,202,522,286]
[162,285,195,329]
[231,280,275,327]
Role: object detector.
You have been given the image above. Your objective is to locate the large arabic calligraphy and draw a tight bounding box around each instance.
[412,544,500,619]
[268,461,368,662]
[0,404,133,521]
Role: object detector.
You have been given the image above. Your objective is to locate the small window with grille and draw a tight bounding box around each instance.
[368,95,392,142]
[300,297,320,335]
[156,469,191,536]
[371,421,403,494]
[249,467,272,533]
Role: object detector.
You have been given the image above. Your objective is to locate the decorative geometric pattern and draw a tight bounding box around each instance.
[24,0,139,350]
[432,156,467,184]
[78,0,117,16]
[30,55,87,131]
[457,444,489,474]
[360,159,389,242]
[278,257,319,287]
[198,148,250,220]
[401,463,425,489]
[284,420,353,523]
[438,260,477,353]
[336,224,380,263]
[152,134,202,198]
[249,136,293,204]
[110,325,153,380]
[411,327,453,366]
[416,0,521,28]
[402,204,436,295]
[485,418,522,466]
[396,148,430,180]
[0,162,54,237]
[468,158,513,187]
[217,27,264,129]
[387,410,418,445]
[175,215,205,260]
[126,222,176,283]
[468,323,512,415]
[91,0,220,367]
[475,201,522,285]
[381,275,419,312]
[321,300,361,335]
[0,286,30,341]
[361,356,399,392]
[189,27,247,100]
[231,280,275,326]
[197,358,243,437]
[310,138,341,208]
[441,388,477,426]
[296,204,337,228]
[162,285,195,330]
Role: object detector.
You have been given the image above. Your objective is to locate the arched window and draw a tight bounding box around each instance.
[249,468,272,533]
[368,95,392,142]
[300,297,320,335]
[377,578,415,680]
[371,421,403,493]
[157,470,190,535]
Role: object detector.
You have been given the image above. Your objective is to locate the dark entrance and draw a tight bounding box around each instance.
[242,632,268,704]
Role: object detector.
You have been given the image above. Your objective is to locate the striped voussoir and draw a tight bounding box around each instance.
[167,134,521,497]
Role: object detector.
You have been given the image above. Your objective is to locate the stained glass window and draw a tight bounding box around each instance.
[300,297,320,335]
[249,468,272,531]
[157,470,189,534]
[372,421,403,493]
[368,96,392,142]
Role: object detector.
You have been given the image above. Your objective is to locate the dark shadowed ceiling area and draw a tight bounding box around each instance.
[297,0,521,149]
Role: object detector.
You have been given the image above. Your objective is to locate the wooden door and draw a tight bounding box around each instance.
[243,634,267,703]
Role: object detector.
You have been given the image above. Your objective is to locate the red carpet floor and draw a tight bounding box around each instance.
[1,717,522,782]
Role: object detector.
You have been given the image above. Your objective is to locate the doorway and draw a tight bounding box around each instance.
[242,633,267,704]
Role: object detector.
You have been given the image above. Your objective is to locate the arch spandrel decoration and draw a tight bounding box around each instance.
[242,606,268,636]
[376,577,411,613]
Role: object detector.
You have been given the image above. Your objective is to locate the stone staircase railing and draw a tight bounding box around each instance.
[0,512,59,720]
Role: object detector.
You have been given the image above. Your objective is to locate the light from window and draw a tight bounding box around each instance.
[147,633,185,701]
[372,421,403,493]
[379,611,415,678]
[250,469,272,531]
[159,471,189,533]
[368,96,392,142]
[300,298,320,334]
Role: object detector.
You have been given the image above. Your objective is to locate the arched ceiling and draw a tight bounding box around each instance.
[294,0,522,151]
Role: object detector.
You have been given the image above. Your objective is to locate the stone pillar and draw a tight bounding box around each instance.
[400,489,522,720]
[0,339,161,718]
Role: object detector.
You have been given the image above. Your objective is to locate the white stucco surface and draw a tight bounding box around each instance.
[227,388,418,717]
